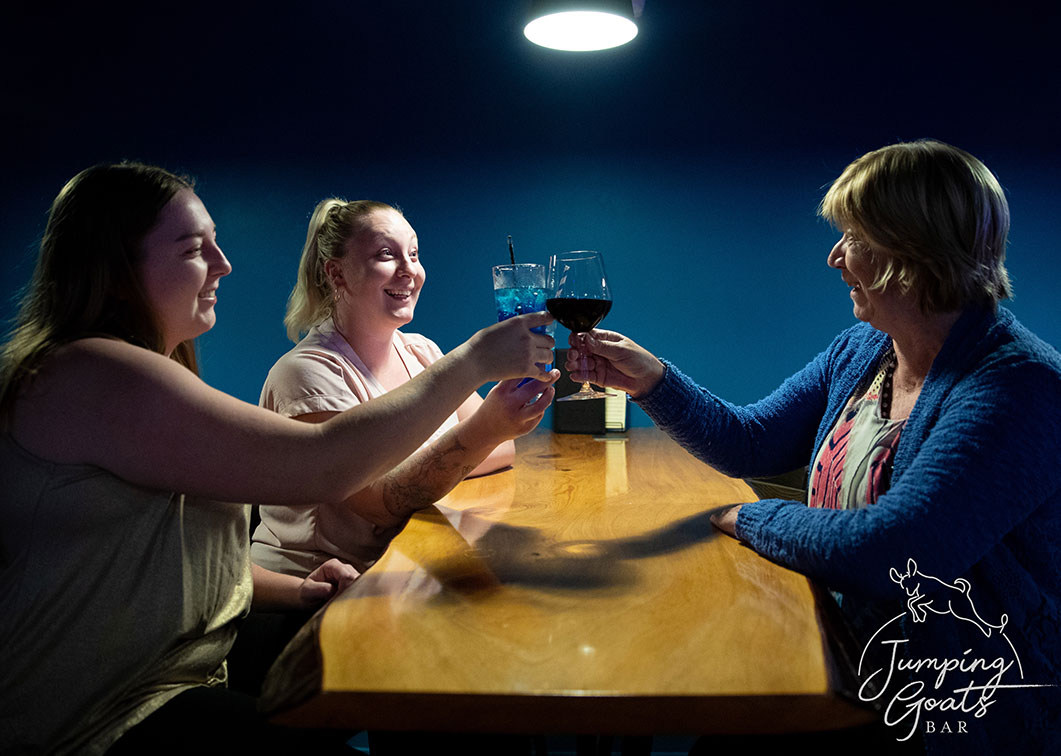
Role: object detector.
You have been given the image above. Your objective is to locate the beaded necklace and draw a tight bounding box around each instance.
[878,347,898,419]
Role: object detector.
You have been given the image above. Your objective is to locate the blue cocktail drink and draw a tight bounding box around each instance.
[494,286,548,332]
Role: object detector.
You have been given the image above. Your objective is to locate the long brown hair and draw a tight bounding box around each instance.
[0,162,199,427]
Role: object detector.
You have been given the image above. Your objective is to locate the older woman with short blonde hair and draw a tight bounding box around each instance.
[820,140,1012,312]
[568,140,1061,753]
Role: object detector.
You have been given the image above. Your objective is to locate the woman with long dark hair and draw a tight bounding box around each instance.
[0,163,554,754]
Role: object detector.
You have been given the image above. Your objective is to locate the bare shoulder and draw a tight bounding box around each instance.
[19,338,203,416]
[45,337,193,379]
[12,337,217,465]
[9,336,326,500]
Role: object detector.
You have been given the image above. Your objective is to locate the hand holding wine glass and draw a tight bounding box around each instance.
[547,250,613,401]
[565,330,666,399]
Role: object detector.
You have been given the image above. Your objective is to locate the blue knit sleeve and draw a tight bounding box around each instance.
[634,326,877,479]
[735,351,1061,598]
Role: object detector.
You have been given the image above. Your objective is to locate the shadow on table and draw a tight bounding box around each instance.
[383,505,730,599]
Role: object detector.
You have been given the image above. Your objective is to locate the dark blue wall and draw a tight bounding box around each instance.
[3,2,1058,426]
[5,149,1057,428]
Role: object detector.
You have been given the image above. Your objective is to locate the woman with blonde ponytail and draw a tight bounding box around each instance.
[253,196,560,576]
[251,199,557,579]
[283,199,392,342]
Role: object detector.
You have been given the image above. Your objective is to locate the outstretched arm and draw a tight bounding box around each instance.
[296,374,557,530]
[570,328,840,478]
[12,312,555,506]
[454,389,515,476]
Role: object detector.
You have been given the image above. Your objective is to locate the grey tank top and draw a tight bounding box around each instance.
[0,434,252,755]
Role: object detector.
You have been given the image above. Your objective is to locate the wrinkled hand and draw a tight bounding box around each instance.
[709,505,742,538]
[566,330,665,398]
[469,371,560,445]
[468,312,555,382]
[299,558,359,608]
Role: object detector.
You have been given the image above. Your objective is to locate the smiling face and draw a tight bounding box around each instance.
[137,189,231,355]
[326,208,424,333]
[827,229,901,329]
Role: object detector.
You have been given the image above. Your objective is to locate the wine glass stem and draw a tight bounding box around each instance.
[579,348,592,393]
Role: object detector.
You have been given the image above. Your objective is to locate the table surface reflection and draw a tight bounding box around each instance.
[260,428,871,734]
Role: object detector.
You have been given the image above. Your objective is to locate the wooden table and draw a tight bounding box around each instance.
[260,429,873,735]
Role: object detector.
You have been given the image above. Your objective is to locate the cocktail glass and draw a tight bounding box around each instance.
[492,263,553,376]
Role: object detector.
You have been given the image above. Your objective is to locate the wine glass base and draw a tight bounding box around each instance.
[556,390,614,401]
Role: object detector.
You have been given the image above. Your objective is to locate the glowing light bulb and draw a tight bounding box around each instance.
[524,10,638,52]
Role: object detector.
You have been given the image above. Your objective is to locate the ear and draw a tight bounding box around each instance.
[907,557,917,573]
[323,259,344,289]
[889,567,901,583]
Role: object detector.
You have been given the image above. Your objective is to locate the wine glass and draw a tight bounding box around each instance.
[547,250,613,401]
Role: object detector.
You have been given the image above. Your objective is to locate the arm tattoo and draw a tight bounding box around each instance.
[381,435,477,519]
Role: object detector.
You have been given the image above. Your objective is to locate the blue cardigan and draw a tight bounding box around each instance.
[637,306,1061,754]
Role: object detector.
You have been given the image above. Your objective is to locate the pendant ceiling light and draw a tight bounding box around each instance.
[524,0,639,52]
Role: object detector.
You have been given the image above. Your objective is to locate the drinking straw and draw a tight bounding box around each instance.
[507,235,515,264]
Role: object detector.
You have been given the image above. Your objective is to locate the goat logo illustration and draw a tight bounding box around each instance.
[889,558,1008,637]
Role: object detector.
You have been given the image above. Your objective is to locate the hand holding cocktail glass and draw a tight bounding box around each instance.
[472,311,557,382]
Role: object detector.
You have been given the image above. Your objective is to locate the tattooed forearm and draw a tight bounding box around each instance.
[380,434,482,520]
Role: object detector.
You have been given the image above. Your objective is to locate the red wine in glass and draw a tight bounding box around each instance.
[544,298,612,334]
[546,250,613,401]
